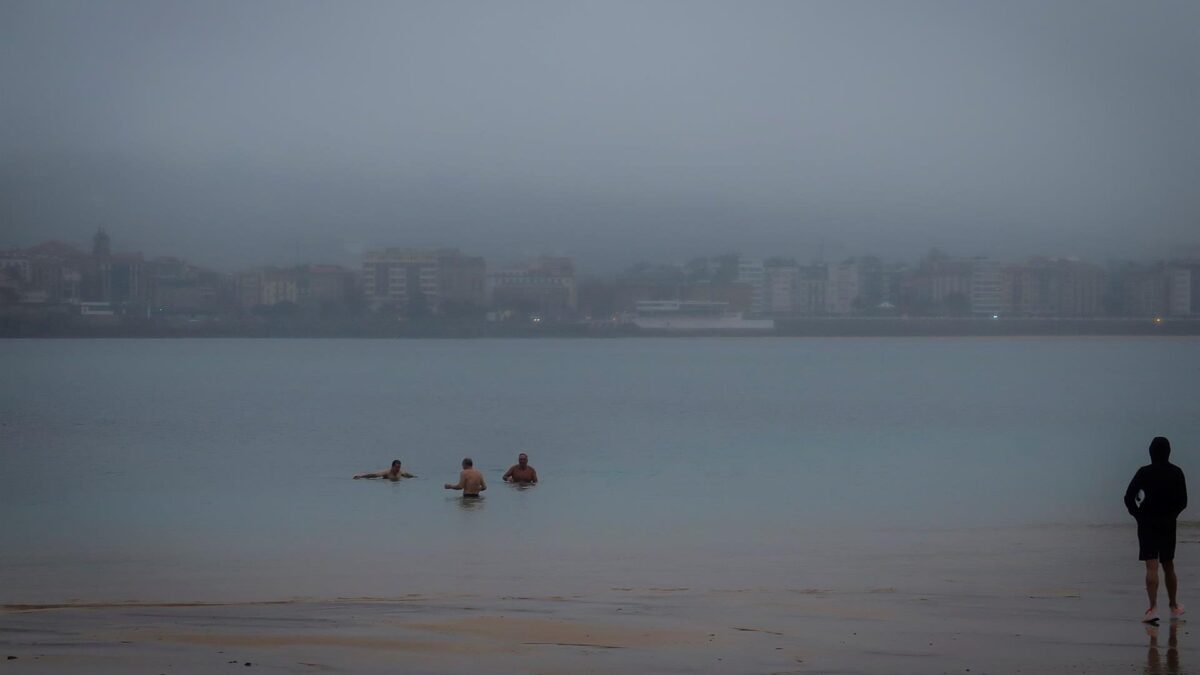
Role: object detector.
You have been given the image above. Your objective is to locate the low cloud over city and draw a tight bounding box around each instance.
[2,1,1198,271]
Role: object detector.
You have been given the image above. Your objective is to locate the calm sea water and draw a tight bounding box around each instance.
[1,337,1197,602]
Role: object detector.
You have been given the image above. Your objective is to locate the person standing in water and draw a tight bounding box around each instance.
[1125,436,1188,622]
[502,452,538,484]
[354,459,414,481]
[444,457,487,498]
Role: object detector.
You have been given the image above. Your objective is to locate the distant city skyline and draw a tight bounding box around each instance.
[3,226,1200,277]
[4,227,1198,324]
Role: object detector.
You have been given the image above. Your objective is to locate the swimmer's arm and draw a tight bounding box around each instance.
[479,475,487,491]
[530,468,538,484]
[502,466,514,482]
[444,471,466,490]
[401,471,415,478]
[354,470,385,479]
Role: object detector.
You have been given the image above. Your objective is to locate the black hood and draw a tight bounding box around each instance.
[1150,436,1172,464]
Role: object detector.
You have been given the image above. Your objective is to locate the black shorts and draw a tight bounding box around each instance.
[462,493,481,499]
[1138,519,1177,562]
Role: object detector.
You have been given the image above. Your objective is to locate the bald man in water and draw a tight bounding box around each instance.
[444,457,487,498]
[502,453,538,484]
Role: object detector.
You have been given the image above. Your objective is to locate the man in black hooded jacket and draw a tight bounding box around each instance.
[1125,436,1187,622]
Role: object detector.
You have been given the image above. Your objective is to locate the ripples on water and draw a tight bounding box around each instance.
[1,337,1196,601]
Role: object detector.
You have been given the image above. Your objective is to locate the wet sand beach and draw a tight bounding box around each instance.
[0,587,1190,674]
[3,524,1196,674]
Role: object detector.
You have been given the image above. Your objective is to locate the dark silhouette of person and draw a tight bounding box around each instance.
[1125,436,1187,623]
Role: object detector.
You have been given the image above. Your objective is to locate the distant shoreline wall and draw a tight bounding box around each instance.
[771,317,1199,337]
[1,316,1197,338]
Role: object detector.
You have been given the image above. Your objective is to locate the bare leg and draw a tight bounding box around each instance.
[1163,560,1179,609]
[1146,560,1160,611]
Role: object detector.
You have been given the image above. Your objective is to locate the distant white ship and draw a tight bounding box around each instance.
[629,300,774,332]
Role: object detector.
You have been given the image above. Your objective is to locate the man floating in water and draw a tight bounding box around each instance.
[502,452,538,485]
[1125,436,1188,623]
[353,460,414,481]
[444,457,487,498]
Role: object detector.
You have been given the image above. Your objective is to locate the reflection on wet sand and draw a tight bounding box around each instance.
[1146,621,1183,675]
[2,590,1196,674]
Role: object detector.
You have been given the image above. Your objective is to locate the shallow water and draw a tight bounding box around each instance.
[1,337,1196,602]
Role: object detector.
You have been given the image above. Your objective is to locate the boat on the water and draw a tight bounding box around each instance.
[628,300,775,332]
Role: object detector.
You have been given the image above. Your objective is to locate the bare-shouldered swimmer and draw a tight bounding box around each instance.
[354,459,415,481]
[502,452,538,484]
[444,457,487,498]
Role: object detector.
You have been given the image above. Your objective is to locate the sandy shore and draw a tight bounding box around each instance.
[1,580,1192,674]
[4,522,1196,673]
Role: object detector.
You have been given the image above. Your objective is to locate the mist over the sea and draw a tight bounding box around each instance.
[3,1,1198,270]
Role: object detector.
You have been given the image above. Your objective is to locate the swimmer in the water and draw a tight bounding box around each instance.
[444,457,487,498]
[502,452,538,484]
[354,460,414,481]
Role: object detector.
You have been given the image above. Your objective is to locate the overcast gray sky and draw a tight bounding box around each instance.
[2,0,1197,272]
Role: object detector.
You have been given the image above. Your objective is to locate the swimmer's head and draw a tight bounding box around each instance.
[462,457,473,468]
[1150,437,1172,463]
[518,453,528,467]
[391,460,402,469]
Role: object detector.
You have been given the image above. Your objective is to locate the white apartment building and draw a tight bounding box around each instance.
[737,257,766,315]
[764,263,799,315]
[970,257,1002,317]
[1167,267,1193,316]
[826,260,860,315]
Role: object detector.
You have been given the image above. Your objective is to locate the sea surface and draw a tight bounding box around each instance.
[1,337,1197,603]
